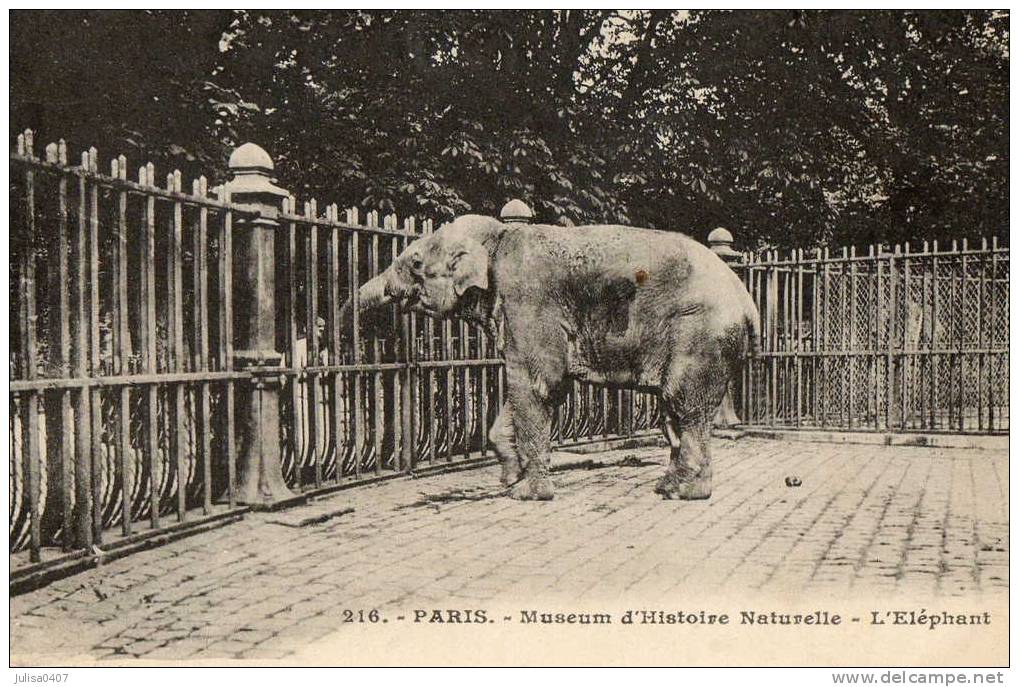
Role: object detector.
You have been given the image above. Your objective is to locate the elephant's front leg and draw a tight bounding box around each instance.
[488,404,523,486]
[504,364,557,501]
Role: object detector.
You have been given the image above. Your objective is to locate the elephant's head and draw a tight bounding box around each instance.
[339,214,505,336]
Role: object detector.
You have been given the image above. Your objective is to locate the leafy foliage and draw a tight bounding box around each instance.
[11,10,239,178]
[11,10,1008,249]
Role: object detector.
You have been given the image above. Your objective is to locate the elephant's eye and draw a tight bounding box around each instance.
[449,251,468,268]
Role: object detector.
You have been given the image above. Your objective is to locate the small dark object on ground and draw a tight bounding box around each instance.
[266,504,355,528]
[785,476,802,487]
[617,455,659,468]
[396,486,507,511]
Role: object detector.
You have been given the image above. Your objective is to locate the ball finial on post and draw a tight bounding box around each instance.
[500,199,534,224]
[228,142,274,172]
[226,142,286,199]
[708,226,740,264]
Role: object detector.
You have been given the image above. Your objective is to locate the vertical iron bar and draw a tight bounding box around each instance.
[54,142,75,551]
[424,221,437,464]
[847,248,856,429]
[142,164,160,529]
[88,151,103,541]
[479,327,490,455]
[19,134,42,562]
[498,362,506,442]
[615,387,623,437]
[286,198,303,482]
[950,242,959,429]
[873,252,879,430]
[402,219,417,470]
[885,248,897,430]
[115,158,132,534]
[958,242,966,431]
[900,248,910,430]
[74,151,94,549]
[781,257,789,424]
[977,239,986,432]
[328,205,343,481]
[838,249,847,428]
[348,210,364,479]
[194,177,212,513]
[795,250,803,428]
[819,249,828,428]
[305,201,321,488]
[220,201,236,508]
[460,316,470,458]
[988,239,997,430]
[170,171,187,520]
[443,313,454,461]
[811,250,821,426]
[769,253,777,426]
[874,248,883,429]
[392,225,410,470]
[370,222,384,473]
[408,290,420,470]
[919,243,929,429]
[931,243,939,430]
[745,256,754,421]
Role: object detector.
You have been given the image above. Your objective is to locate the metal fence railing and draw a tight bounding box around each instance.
[15,127,1003,583]
[10,133,250,563]
[737,242,1009,433]
[9,130,657,575]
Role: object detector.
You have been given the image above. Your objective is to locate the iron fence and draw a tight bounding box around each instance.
[10,134,247,562]
[9,131,657,572]
[12,128,1004,581]
[738,243,1009,433]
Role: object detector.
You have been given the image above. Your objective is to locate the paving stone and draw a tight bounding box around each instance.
[9,439,1007,663]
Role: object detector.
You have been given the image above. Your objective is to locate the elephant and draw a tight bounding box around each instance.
[339,214,759,501]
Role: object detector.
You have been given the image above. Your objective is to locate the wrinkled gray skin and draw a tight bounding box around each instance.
[339,215,759,501]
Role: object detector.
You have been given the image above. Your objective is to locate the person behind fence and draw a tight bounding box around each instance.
[290,317,336,468]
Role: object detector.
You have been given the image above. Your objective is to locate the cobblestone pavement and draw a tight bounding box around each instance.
[10,438,1009,663]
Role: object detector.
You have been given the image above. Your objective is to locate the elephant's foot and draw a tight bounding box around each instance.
[509,473,555,501]
[500,457,523,487]
[654,468,712,501]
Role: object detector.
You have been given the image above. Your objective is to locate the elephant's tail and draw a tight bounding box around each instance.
[745,311,761,358]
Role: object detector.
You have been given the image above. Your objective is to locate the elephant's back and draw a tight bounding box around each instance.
[522,223,732,292]
[524,223,705,269]
[508,222,753,386]
[531,222,755,334]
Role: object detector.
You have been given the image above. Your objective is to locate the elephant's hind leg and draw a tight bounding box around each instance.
[654,354,730,500]
[654,412,713,500]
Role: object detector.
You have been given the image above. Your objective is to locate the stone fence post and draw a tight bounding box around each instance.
[224,143,300,508]
[708,227,745,428]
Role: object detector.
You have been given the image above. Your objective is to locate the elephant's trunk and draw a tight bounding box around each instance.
[337,271,394,340]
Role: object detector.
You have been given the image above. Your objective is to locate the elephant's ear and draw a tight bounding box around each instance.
[450,239,489,297]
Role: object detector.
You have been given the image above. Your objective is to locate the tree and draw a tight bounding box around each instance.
[214,10,635,223]
[11,10,240,175]
[583,10,1008,249]
[11,10,1009,249]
